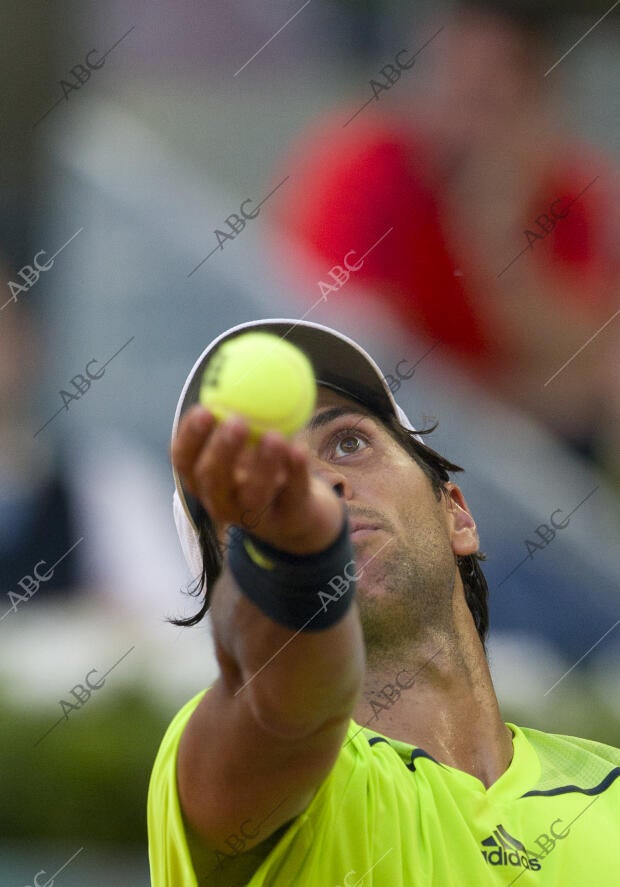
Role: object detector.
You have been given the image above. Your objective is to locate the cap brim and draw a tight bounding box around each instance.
[172,318,416,532]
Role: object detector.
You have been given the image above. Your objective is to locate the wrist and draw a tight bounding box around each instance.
[276,500,348,556]
[227,511,357,632]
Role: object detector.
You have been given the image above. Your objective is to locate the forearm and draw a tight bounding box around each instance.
[210,524,365,740]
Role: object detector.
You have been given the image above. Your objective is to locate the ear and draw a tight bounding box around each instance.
[444,483,479,557]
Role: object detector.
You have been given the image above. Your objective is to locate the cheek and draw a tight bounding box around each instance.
[370,456,433,526]
[389,472,447,543]
[388,449,428,494]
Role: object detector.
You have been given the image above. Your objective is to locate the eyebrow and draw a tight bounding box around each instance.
[307,406,374,434]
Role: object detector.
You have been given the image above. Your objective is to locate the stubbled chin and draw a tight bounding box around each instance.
[356,583,385,603]
[354,564,390,602]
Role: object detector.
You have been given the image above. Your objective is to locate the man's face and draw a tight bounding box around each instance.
[299,387,478,663]
[423,10,541,156]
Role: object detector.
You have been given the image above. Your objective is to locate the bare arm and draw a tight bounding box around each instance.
[172,406,365,854]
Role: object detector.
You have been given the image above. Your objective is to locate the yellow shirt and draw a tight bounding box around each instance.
[148,689,620,885]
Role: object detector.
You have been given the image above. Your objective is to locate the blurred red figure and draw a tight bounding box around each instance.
[276,0,620,480]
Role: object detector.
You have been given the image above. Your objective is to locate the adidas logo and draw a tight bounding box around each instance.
[480,824,541,871]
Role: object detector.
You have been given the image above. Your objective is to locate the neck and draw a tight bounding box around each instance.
[354,601,513,788]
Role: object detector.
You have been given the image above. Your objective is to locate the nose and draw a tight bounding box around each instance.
[309,456,352,501]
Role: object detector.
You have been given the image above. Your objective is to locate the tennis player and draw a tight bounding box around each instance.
[148,318,620,885]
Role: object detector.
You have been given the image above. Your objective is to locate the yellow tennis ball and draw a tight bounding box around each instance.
[199,332,317,440]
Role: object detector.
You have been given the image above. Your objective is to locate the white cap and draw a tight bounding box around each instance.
[172,318,423,581]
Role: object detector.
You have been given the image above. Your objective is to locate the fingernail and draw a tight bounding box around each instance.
[226,416,247,439]
[234,467,249,484]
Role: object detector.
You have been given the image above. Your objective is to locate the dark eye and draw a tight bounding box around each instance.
[333,430,369,458]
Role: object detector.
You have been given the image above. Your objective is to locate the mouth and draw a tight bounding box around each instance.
[350,523,381,539]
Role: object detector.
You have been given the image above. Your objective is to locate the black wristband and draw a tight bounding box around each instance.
[227,514,358,632]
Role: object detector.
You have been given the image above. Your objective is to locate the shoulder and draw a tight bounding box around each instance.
[518,723,620,766]
[149,689,207,782]
[515,723,620,797]
[303,720,421,820]
[277,111,435,277]
[535,139,619,248]
[301,107,423,160]
[282,110,431,208]
[147,690,207,884]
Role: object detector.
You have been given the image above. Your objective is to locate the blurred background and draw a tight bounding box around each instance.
[1,0,619,883]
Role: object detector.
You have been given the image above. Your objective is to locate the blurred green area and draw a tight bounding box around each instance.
[0,685,171,843]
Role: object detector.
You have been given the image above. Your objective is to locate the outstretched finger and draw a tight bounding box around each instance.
[192,416,251,520]
[171,406,217,494]
[278,439,311,509]
[235,431,290,530]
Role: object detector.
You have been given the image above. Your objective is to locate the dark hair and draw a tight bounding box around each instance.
[457,0,556,36]
[170,417,490,650]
